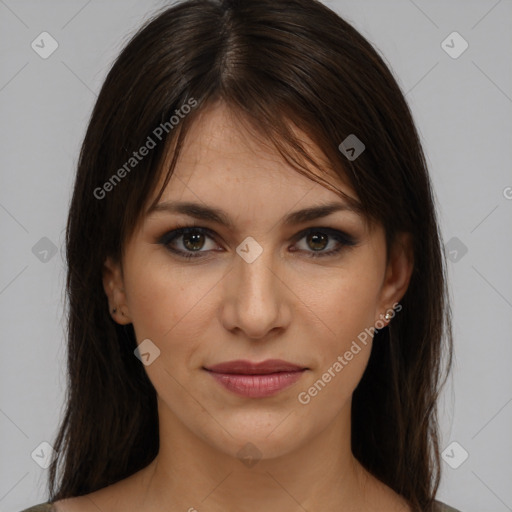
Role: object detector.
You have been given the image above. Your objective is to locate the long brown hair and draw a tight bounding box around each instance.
[49,1,453,510]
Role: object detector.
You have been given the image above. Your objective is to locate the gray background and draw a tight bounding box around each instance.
[1,1,511,511]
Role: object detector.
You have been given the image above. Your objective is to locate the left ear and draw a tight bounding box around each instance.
[375,232,414,323]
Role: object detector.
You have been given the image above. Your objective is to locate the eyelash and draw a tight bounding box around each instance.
[157,224,357,260]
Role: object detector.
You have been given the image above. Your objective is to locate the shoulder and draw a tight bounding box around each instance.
[18,503,54,512]
[434,499,463,512]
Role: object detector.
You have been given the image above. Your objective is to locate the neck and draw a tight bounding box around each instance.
[134,397,377,512]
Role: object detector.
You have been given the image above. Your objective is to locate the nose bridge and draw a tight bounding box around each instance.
[235,235,279,303]
[226,235,286,337]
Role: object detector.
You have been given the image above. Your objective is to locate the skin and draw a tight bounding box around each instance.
[54,102,413,512]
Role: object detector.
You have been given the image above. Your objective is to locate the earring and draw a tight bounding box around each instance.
[384,311,393,321]
[112,307,117,314]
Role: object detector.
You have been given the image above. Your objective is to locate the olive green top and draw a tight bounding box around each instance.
[435,502,463,512]
[19,505,55,512]
[18,500,462,511]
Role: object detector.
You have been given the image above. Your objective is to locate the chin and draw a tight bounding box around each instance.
[204,418,309,462]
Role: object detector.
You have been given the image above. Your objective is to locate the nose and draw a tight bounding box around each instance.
[220,241,291,340]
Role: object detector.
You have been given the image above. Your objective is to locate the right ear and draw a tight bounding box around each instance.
[102,256,132,325]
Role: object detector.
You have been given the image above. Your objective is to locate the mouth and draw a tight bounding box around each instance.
[203,359,308,398]
[204,359,308,375]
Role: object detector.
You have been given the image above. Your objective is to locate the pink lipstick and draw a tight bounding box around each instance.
[204,359,307,398]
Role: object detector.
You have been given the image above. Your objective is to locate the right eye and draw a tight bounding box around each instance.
[158,226,220,259]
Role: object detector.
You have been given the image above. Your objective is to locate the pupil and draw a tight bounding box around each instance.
[308,232,327,251]
[183,232,204,251]
[181,231,328,252]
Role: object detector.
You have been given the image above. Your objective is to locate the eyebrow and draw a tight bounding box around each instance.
[146,198,363,229]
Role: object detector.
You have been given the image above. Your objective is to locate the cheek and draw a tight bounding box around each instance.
[123,259,222,407]
[292,263,381,406]
[295,309,374,419]
[124,258,222,342]
[295,262,382,347]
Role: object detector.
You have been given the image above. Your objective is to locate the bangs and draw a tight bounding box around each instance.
[142,95,373,236]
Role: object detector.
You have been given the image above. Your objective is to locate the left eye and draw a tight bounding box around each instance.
[158,226,356,259]
[292,229,356,257]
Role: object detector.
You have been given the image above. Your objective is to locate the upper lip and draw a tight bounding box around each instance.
[204,359,307,375]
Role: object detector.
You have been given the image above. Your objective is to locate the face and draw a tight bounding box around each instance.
[103,102,412,462]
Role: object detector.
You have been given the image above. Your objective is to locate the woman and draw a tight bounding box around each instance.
[21,0,461,510]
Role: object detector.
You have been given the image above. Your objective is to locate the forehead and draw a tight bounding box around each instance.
[148,103,360,226]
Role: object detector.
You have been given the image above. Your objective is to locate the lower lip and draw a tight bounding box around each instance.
[206,370,306,398]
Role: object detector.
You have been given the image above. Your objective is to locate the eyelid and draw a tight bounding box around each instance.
[157,224,357,259]
[157,225,217,246]
[292,226,356,245]
[158,224,355,243]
